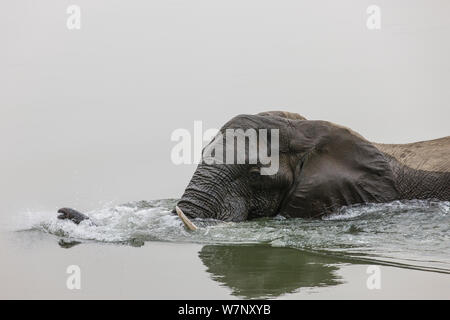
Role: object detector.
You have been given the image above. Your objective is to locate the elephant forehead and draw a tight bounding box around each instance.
[257,111,307,121]
[202,127,283,164]
[222,114,291,130]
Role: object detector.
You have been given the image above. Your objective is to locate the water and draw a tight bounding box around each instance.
[17,199,450,274]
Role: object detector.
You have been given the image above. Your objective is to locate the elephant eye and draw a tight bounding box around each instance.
[249,167,260,176]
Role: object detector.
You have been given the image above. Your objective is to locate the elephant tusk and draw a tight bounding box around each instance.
[176,206,198,231]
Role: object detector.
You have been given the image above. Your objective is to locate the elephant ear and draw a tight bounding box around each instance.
[280,121,399,218]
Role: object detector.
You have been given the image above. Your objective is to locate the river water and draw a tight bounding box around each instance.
[0,199,450,299]
[27,199,450,273]
[1,198,448,299]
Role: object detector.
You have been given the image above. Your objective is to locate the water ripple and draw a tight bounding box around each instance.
[18,199,450,272]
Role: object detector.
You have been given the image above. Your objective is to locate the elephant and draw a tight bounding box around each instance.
[175,111,449,228]
[58,111,449,228]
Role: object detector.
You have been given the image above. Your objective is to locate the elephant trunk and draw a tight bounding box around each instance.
[176,164,233,220]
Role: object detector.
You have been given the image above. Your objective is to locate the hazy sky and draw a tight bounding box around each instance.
[1,1,449,222]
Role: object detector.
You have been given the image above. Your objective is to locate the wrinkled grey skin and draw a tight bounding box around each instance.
[176,111,450,221]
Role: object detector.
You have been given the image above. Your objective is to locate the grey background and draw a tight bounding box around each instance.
[1,0,449,225]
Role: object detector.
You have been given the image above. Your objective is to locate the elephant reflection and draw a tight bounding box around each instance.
[198,244,345,299]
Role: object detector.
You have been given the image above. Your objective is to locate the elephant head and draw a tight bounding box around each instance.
[176,111,399,222]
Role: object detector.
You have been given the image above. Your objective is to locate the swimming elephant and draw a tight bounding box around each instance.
[58,111,449,227]
[175,111,450,226]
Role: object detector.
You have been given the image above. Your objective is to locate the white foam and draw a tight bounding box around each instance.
[14,199,450,272]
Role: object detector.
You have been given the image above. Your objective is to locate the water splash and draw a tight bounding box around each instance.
[18,199,450,272]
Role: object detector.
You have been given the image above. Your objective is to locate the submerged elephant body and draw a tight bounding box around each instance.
[176,111,450,222]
